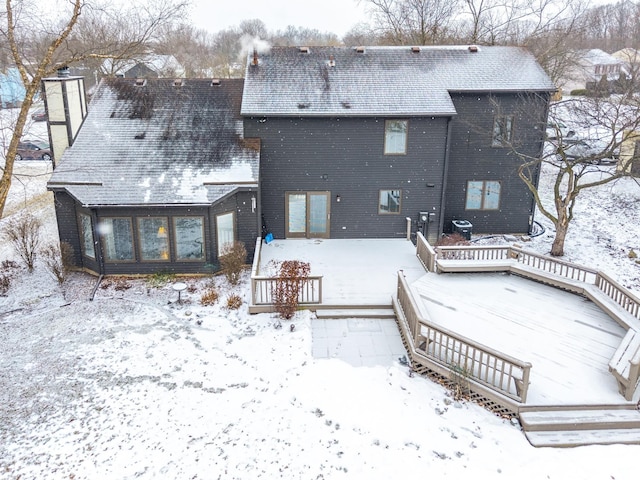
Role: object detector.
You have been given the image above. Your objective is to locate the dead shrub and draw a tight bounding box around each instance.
[113,277,132,291]
[40,242,74,284]
[435,232,470,247]
[0,274,10,296]
[200,287,219,306]
[226,293,242,310]
[1,260,19,270]
[2,213,42,272]
[219,241,247,285]
[273,260,311,319]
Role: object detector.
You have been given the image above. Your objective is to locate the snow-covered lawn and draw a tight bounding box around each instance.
[1,156,640,478]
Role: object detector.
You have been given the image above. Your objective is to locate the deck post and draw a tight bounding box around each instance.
[406,217,412,241]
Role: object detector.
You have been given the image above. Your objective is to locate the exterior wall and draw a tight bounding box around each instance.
[54,191,259,275]
[444,92,549,235]
[43,76,88,166]
[244,116,449,241]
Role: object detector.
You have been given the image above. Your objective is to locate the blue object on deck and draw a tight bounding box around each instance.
[265,233,273,244]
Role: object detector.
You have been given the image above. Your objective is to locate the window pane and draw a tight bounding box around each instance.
[384,120,407,154]
[492,115,513,147]
[102,218,134,261]
[308,194,328,234]
[288,194,306,234]
[465,181,483,210]
[79,213,95,259]
[484,181,501,210]
[174,217,205,261]
[379,190,401,214]
[138,217,170,261]
[216,212,234,257]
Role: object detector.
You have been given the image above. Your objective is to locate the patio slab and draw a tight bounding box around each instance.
[258,239,425,306]
[312,318,408,367]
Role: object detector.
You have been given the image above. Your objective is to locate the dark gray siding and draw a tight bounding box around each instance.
[444,92,549,234]
[52,191,84,268]
[244,116,449,240]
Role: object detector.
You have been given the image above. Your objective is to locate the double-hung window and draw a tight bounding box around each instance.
[465,180,501,210]
[492,115,514,147]
[384,120,408,154]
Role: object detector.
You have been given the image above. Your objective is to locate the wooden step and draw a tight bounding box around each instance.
[315,308,396,319]
[519,408,640,432]
[524,428,640,448]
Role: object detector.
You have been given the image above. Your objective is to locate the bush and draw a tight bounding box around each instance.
[273,260,311,319]
[40,242,74,284]
[219,241,247,285]
[2,213,42,272]
[435,232,470,247]
[147,270,176,288]
[200,287,219,306]
[226,293,242,310]
[0,274,10,296]
[569,89,589,97]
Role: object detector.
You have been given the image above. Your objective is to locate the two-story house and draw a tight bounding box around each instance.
[47,45,554,276]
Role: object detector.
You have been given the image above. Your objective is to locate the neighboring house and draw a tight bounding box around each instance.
[242,45,554,243]
[47,76,259,275]
[560,49,625,93]
[0,67,26,108]
[618,130,640,176]
[46,45,554,276]
[612,48,640,85]
[102,54,185,79]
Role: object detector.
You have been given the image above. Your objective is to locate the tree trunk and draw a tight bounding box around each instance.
[551,218,569,256]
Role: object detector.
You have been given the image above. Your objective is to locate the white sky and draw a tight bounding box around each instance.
[188,0,370,37]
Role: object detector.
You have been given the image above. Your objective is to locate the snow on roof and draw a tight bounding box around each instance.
[48,78,259,206]
[580,49,624,66]
[241,45,555,117]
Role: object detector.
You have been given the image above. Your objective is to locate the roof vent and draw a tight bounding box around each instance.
[329,55,335,67]
[297,102,310,109]
[173,78,183,87]
[135,78,146,86]
[211,78,221,86]
[355,46,365,54]
[411,46,421,53]
[468,45,479,53]
[299,46,310,54]
[57,67,70,78]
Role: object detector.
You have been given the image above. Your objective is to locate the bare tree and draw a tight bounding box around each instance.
[515,92,640,256]
[358,0,458,44]
[0,0,188,218]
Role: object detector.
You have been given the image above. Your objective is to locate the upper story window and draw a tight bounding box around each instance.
[492,115,514,147]
[384,120,408,155]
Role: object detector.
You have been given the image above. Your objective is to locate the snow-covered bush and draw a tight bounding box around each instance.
[2,213,42,272]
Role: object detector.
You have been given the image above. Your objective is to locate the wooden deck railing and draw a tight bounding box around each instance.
[510,246,598,283]
[437,244,512,261]
[416,232,436,272]
[595,271,640,321]
[250,237,323,309]
[395,272,532,403]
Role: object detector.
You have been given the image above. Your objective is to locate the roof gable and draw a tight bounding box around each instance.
[49,78,259,206]
[241,45,555,117]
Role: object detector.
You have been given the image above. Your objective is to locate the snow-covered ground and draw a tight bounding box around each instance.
[1,121,640,478]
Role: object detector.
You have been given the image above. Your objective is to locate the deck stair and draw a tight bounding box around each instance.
[314,307,396,319]
[519,405,640,447]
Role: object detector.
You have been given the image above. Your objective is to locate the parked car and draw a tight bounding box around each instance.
[15,140,52,161]
[545,121,576,140]
[31,108,47,122]
[556,138,618,165]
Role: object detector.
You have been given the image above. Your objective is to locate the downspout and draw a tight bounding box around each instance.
[529,91,553,234]
[89,208,104,301]
[438,115,454,238]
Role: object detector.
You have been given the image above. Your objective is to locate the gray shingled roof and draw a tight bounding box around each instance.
[48,78,259,206]
[241,45,556,117]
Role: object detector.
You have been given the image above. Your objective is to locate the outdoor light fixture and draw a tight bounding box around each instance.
[336,194,341,202]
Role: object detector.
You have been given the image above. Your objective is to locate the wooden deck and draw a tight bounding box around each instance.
[410,271,627,406]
